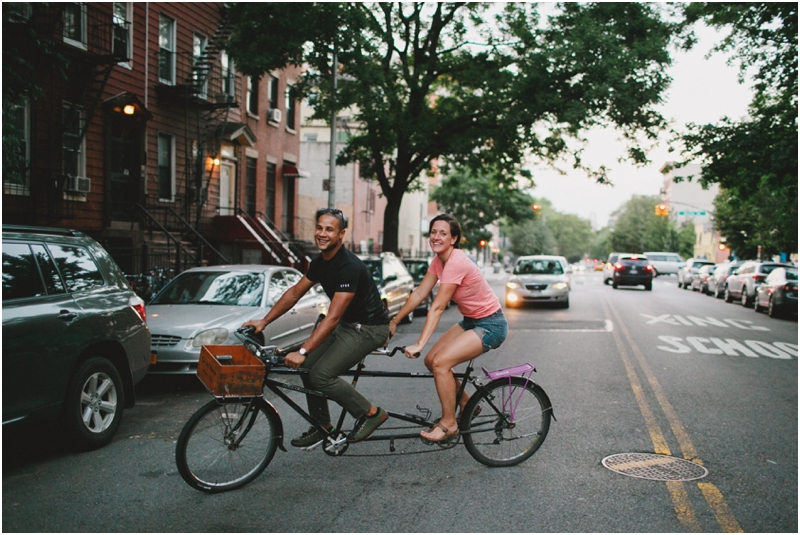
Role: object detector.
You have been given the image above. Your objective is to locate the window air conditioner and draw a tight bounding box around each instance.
[268,108,282,123]
[65,175,91,194]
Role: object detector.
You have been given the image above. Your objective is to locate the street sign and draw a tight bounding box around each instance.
[677,210,707,216]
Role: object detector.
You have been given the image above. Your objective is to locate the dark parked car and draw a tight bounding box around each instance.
[2,225,150,450]
[401,256,443,314]
[754,266,798,318]
[708,261,744,299]
[678,258,715,289]
[359,252,415,323]
[690,264,717,294]
[611,254,654,290]
[725,261,794,307]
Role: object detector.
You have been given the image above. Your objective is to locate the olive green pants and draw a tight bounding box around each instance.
[301,322,390,425]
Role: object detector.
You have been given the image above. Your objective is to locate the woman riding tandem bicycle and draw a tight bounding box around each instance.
[389,214,508,443]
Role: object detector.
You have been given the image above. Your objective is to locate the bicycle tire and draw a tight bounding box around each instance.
[176,398,280,493]
[462,377,551,467]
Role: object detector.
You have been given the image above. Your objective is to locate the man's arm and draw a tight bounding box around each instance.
[242,276,315,333]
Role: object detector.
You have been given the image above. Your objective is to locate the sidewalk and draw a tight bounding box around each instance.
[481,265,509,282]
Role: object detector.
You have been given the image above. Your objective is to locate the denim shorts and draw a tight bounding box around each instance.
[459,308,508,353]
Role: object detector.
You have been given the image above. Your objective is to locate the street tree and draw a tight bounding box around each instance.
[609,195,695,258]
[223,2,678,253]
[678,3,797,258]
[509,217,557,258]
[430,166,535,248]
[547,212,593,263]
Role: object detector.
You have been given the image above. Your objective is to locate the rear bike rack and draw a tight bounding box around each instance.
[481,363,536,422]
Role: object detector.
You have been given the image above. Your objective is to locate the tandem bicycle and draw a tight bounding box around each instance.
[175,328,555,493]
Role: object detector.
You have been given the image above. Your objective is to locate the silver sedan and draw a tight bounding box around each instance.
[147,265,329,374]
[505,256,571,309]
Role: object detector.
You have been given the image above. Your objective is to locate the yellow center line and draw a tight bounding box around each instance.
[601,298,700,532]
[603,296,744,533]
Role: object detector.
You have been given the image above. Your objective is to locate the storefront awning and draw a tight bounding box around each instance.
[283,164,311,178]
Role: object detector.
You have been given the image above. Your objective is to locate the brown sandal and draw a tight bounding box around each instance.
[420,423,459,443]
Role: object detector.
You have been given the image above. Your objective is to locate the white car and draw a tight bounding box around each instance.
[147,265,329,374]
[642,252,684,277]
[506,255,571,308]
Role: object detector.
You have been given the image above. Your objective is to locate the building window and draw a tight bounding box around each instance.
[285,85,296,130]
[112,3,132,62]
[265,162,276,222]
[4,98,30,195]
[63,3,87,48]
[158,15,176,84]
[247,76,259,115]
[157,133,175,200]
[268,76,279,111]
[245,157,257,215]
[192,33,208,98]
[63,104,86,183]
[220,51,235,98]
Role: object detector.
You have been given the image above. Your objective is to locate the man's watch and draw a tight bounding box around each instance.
[298,348,308,357]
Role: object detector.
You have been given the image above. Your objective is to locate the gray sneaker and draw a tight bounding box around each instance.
[347,407,388,442]
[290,426,327,447]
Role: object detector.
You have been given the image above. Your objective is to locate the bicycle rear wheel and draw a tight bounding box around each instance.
[462,377,551,467]
[176,398,280,493]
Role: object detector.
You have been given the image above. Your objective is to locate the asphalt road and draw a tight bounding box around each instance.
[3,269,797,532]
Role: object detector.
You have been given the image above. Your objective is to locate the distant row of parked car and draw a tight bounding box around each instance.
[686,259,797,318]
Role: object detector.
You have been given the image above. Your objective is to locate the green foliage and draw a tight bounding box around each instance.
[678,3,797,256]
[547,212,594,263]
[508,218,557,257]
[588,227,613,260]
[223,3,678,253]
[430,166,535,248]
[609,195,695,258]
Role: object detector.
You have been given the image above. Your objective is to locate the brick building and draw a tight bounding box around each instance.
[3,2,309,275]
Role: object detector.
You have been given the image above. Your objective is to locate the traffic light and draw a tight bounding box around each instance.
[479,240,486,247]
[655,203,669,217]
[531,204,541,211]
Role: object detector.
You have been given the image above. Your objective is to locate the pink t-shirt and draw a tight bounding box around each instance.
[430,248,500,319]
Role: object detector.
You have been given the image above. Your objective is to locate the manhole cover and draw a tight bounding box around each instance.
[602,453,708,482]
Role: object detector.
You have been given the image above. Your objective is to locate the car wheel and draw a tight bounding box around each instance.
[604,278,610,286]
[724,287,734,303]
[768,297,781,318]
[63,357,125,451]
[754,296,763,312]
[645,282,652,291]
[652,268,658,278]
[561,297,570,309]
[741,290,752,308]
[612,282,618,289]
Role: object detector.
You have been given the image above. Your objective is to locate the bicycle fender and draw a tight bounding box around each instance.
[260,398,287,452]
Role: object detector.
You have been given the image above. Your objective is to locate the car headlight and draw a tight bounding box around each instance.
[552,282,569,290]
[192,328,230,347]
[506,281,520,289]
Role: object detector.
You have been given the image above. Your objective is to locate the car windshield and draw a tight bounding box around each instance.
[786,269,798,281]
[151,271,265,306]
[515,259,563,275]
[362,259,382,285]
[404,261,428,282]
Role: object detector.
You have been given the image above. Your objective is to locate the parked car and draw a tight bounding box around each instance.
[359,252,415,322]
[401,256,449,314]
[506,255,571,308]
[754,266,798,318]
[147,265,329,374]
[2,225,150,450]
[725,261,795,307]
[602,252,624,285]
[611,254,654,290]
[708,261,744,299]
[690,264,717,293]
[678,258,715,289]
[642,252,684,277]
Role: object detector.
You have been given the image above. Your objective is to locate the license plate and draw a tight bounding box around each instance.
[630,269,638,274]
[531,290,541,296]
[150,351,158,365]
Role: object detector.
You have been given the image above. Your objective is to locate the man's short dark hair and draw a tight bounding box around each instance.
[316,208,348,231]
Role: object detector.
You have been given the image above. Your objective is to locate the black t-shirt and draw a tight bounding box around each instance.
[305,246,389,325]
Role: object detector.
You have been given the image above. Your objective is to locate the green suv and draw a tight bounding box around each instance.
[2,225,150,450]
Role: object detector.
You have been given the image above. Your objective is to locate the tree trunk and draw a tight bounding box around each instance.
[381,188,403,254]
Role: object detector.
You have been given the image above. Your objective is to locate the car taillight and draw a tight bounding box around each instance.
[645,265,653,271]
[615,263,623,270]
[753,274,766,283]
[130,295,146,322]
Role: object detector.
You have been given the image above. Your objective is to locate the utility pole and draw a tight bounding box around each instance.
[327,48,338,209]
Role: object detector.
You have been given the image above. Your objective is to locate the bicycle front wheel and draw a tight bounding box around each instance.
[176,398,280,493]
[462,377,551,467]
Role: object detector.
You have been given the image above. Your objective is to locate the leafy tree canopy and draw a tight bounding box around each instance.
[677,3,797,257]
[223,2,679,253]
[609,195,694,258]
[430,166,535,248]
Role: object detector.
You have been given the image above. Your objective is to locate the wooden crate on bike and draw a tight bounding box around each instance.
[197,345,265,397]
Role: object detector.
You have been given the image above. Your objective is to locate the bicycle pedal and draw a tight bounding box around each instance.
[302,439,325,451]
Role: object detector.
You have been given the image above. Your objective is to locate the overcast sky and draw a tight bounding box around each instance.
[526,23,754,229]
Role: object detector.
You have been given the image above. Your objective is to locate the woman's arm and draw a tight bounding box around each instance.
[389,270,438,331]
[402,282,457,358]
